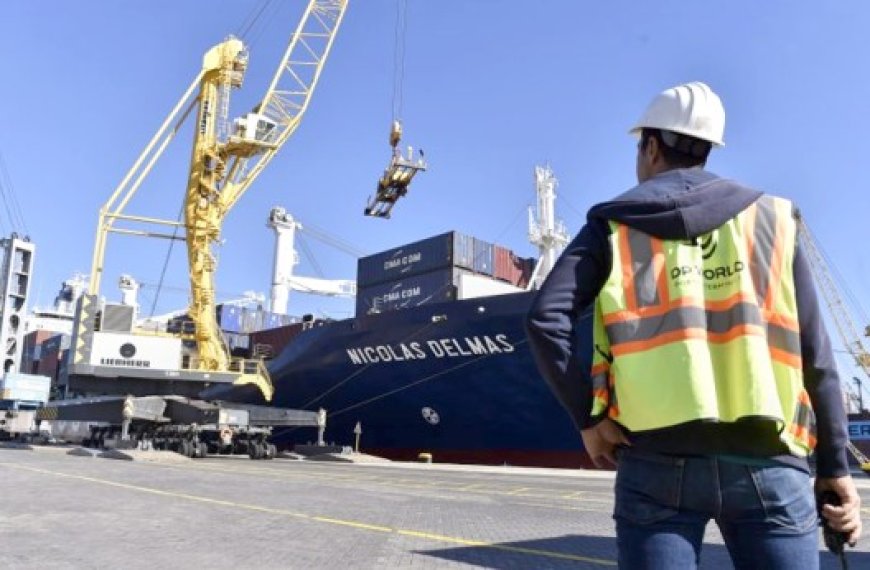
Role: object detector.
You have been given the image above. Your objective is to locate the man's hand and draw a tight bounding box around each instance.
[581,418,630,468]
[816,476,862,547]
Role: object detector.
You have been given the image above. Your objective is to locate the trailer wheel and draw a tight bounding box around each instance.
[179,440,192,458]
[266,444,277,460]
[249,442,264,460]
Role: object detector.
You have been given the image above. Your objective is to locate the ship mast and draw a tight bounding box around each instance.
[267,206,356,315]
[527,165,569,288]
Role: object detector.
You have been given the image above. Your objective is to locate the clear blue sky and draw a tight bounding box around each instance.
[1,1,868,380]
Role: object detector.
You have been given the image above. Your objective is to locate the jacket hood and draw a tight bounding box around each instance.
[587,169,762,240]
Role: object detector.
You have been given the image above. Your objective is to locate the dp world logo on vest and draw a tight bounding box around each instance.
[699,233,717,259]
[671,232,743,285]
[681,233,717,258]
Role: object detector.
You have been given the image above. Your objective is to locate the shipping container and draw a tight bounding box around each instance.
[241,308,265,333]
[23,330,56,353]
[453,232,475,271]
[21,330,57,373]
[0,372,51,404]
[356,268,475,316]
[36,349,60,380]
[472,238,494,276]
[261,311,295,331]
[357,231,480,288]
[41,333,70,354]
[216,304,244,333]
[249,321,310,360]
[493,245,511,282]
[494,248,535,288]
[223,331,251,356]
[457,272,524,299]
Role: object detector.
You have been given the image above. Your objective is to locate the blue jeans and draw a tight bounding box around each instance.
[614,449,819,569]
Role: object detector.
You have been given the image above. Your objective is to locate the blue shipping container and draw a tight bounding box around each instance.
[241,308,266,333]
[356,268,462,315]
[216,304,243,333]
[357,231,477,288]
[472,238,494,276]
[41,333,71,354]
[453,232,475,272]
[223,331,251,352]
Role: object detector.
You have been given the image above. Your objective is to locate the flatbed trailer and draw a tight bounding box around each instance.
[35,395,324,460]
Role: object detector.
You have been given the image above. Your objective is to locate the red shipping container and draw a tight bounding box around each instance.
[37,346,61,381]
[249,322,308,360]
[493,246,511,282]
[22,329,56,362]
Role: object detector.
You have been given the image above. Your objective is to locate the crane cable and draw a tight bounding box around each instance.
[391,0,409,122]
[236,0,280,45]
[0,150,29,236]
[148,200,185,318]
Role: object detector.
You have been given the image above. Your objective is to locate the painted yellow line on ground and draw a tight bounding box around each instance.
[507,486,531,495]
[4,463,311,519]
[311,516,393,532]
[1,462,616,567]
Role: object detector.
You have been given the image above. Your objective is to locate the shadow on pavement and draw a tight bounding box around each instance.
[415,534,867,569]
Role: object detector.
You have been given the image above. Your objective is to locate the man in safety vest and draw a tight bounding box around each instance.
[526,81,861,568]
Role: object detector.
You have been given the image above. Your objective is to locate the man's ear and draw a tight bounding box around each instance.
[644,135,659,161]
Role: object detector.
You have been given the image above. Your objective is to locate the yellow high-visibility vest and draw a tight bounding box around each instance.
[590,195,816,456]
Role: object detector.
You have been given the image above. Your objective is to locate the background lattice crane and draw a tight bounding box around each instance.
[796,213,870,472]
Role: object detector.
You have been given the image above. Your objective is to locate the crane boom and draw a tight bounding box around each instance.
[184,0,348,399]
[221,0,349,211]
[796,216,870,383]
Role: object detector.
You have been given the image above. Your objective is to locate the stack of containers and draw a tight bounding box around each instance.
[216,304,245,333]
[37,333,70,382]
[216,305,295,334]
[356,231,529,315]
[21,330,56,375]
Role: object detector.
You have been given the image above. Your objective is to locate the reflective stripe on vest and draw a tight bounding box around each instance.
[589,195,816,456]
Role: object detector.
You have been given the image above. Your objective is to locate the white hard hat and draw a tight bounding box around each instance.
[629,81,725,147]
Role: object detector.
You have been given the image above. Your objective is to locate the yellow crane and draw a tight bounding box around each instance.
[796,214,870,473]
[84,1,349,401]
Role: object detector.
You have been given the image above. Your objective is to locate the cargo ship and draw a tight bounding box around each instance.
[230,287,592,468]
[205,167,597,467]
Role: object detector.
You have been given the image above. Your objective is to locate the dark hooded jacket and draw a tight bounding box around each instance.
[525,168,849,477]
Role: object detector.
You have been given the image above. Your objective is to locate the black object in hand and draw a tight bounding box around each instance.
[818,490,848,555]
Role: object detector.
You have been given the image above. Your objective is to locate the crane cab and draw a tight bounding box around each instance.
[226,113,278,157]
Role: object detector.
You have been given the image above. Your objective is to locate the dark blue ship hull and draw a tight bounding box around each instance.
[214,290,593,468]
